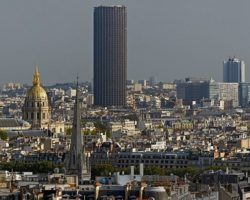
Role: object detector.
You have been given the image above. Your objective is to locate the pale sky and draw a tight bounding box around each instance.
[0,0,249,85]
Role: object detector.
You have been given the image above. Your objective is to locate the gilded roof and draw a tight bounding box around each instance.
[26,67,48,100]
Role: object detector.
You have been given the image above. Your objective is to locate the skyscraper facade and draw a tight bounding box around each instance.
[239,82,250,107]
[223,57,245,83]
[94,6,127,107]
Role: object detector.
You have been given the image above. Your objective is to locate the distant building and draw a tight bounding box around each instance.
[239,82,250,107]
[1,82,22,91]
[22,67,51,129]
[126,80,134,85]
[138,80,147,87]
[223,57,245,83]
[149,76,157,86]
[94,6,127,107]
[160,83,175,90]
[176,78,239,107]
[176,78,211,105]
[66,88,76,98]
[86,94,94,106]
[133,83,142,92]
[218,83,239,107]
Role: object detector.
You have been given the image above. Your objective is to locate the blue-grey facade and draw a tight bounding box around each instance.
[223,57,245,83]
[94,6,127,107]
[239,83,250,107]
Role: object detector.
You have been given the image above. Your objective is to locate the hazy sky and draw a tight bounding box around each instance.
[0,0,250,85]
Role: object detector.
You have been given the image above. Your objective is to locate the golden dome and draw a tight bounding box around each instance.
[26,67,48,100]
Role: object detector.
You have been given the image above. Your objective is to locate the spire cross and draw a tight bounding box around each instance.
[33,65,40,86]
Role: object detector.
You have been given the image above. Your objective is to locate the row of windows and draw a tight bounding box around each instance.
[25,112,48,120]
[118,159,188,164]
[117,164,187,169]
[26,101,47,107]
[119,155,186,160]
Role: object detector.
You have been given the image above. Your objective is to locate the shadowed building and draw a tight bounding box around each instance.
[94,6,127,107]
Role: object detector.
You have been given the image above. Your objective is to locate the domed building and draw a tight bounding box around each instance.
[22,67,51,129]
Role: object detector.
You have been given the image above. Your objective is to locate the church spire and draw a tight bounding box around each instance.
[33,65,40,86]
[67,77,90,182]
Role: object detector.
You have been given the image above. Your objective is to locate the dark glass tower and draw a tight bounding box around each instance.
[94,6,127,107]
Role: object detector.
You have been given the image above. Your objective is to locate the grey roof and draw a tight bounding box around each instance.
[7,130,47,138]
[0,118,21,128]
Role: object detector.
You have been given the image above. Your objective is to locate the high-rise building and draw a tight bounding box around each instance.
[94,6,127,107]
[239,82,250,107]
[223,57,245,83]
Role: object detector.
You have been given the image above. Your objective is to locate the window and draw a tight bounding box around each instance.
[37,113,40,119]
[31,113,34,119]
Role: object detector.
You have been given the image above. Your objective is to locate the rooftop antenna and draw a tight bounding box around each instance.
[76,73,79,88]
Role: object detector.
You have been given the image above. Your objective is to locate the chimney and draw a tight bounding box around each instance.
[139,163,144,177]
[115,172,120,184]
[130,166,134,178]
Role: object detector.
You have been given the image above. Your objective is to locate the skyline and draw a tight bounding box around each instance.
[0,0,250,84]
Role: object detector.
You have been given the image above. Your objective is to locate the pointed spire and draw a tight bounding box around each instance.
[67,75,90,181]
[33,65,40,86]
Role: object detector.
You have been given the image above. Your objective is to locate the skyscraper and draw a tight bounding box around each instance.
[223,57,245,83]
[94,6,127,107]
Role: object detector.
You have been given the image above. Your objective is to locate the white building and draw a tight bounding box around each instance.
[66,88,76,98]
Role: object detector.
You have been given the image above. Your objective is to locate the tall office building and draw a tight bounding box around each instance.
[94,6,127,107]
[239,82,250,107]
[223,57,245,83]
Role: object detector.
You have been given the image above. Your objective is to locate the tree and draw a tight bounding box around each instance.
[0,161,62,173]
[94,121,111,138]
[91,164,117,177]
[144,166,165,176]
[0,130,8,141]
[65,128,72,136]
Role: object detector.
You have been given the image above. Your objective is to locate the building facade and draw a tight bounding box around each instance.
[176,78,239,107]
[176,78,211,105]
[239,82,250,107]
[218,83,239,107]
[94,6,127,107]
[223,57,245,83]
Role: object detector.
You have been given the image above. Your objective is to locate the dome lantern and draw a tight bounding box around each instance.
[33,65,41,86]
[22,66,51,129]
